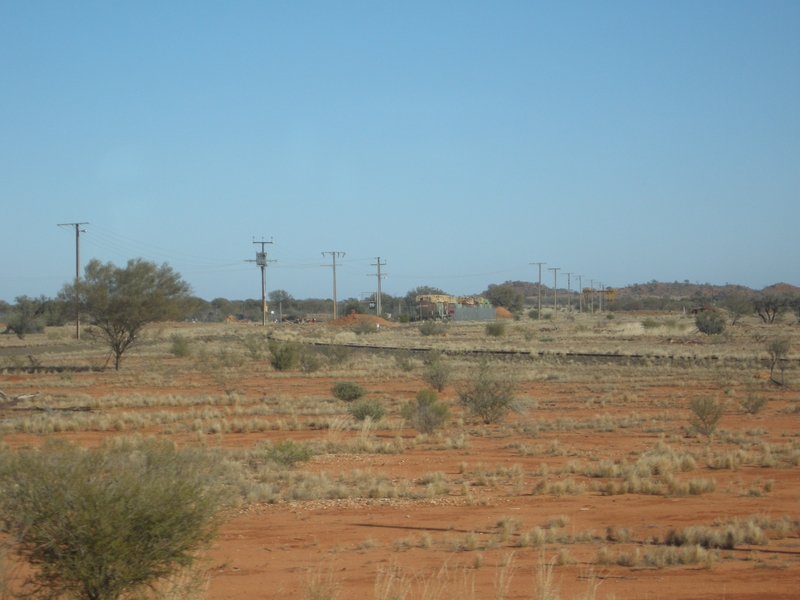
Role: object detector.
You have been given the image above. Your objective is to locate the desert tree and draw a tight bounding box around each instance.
[483,284,525,313]
[753,294,789,324]
[766,336,791,386]
[59,259,193,370]
[3,296,46,339]
[0,438,229,600]
[720,293,753,325]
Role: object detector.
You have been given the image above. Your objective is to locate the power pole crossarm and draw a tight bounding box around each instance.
[57,222,88,340]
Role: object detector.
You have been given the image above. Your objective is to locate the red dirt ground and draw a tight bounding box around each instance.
[2,365,799,599]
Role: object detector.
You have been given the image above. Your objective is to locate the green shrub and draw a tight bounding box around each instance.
[689,396,725,439]
[419,321,446,336]
[263,439,313,468]
[169,333,192,358]
[268,340,301,371]
[0,438,229,600]
[422,359,452,392]
[485,322,506,337]
[332,381,367,402]
[401,390,451,434]
[348,399,387,422]
[456,361,517,424]
[695,311,727,335]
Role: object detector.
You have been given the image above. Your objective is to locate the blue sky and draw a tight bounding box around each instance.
[1,1,798,303]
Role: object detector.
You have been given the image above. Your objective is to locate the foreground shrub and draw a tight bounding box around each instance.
[268,339,301,371]
[0,438,229,600]
[332,381,367,402]
[457,361,518,424]
[695,311,727,335]
[401,390,451,434]
[348,399,387,422]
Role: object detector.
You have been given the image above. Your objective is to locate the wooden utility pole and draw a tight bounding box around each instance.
[57,222,88,339]
[589,279,595,314]
[322,252,346,319]
[530,262,545,320]
[548,268,560,319]
[575,275,583,313]
[563,272,573,312]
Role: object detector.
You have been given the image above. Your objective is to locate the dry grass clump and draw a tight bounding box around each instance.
[665,518,768,549]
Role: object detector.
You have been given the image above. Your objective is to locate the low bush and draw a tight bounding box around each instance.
[348,399,387,422]
[422,359,452,392]
[262,439,314,468]
[394,349,415,372]
[456,361,518,424]
[352,321,380,335]
[419,321,446,336]
[689,396,725,439]
[695,311,726,335]
[485,322,505,337]
[332,381,367,402]
[169,334,192,358]
[268,340,301,371]
[299,350,324,373]
[401,390,451,434]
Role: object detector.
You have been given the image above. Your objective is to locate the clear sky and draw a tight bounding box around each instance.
[1,1,798,303]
